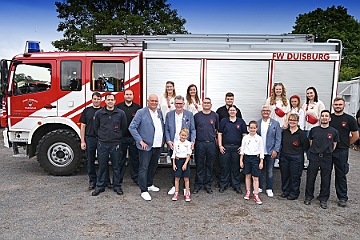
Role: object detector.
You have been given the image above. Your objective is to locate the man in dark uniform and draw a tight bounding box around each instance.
[329,97,359,207]
[80,92,110,190]
[116,89,141,184]
[304,110,339,209]
[92,94,127,196]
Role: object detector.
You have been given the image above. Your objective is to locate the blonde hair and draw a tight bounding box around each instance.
[180,128,189,136]
[270,83,288,106]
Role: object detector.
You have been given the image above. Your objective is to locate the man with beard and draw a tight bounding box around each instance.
[329,97,358,207]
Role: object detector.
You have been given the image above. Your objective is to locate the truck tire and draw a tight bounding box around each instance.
[36,129,85,176]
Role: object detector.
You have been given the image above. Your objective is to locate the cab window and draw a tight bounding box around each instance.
[60,60,82,91]
[91,61,125,92]
[13,64,51,95]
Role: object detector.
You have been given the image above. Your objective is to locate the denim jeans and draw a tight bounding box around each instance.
[85,136,98,185]
[138,148,161,192]
[96,143,122,191]
[279,152,304,198]
[194,141,216,190]
[219,144,241,189]
[120,137,139,183]
[332,149,349,201]
[305,153,332,202]
[259,155,274,190]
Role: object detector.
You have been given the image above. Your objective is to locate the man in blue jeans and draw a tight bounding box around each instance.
[329,98,358,207]
[129,94,165,201]
[257,105,282,197]
[116,89,142,185]
[92,93,127,196]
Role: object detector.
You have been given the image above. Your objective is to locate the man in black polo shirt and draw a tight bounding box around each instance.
[329,97,359,207]
[304,110,339,209]
[193,97,219,194]
[116,89,142,184]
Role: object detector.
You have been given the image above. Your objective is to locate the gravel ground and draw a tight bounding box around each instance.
[1,138,359,239]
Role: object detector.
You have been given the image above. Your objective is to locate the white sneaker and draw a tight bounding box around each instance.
[304,159,309,169]
[168,186,175,195]
[141,192,152,201]
[183,188,188,196]
[253,188,262,194]
[158,158,161,163]
[148,185,160,192]
[166,156,172,164]
[274,159,280,168]
[266,189,274,197]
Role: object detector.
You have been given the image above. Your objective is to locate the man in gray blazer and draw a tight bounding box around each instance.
[129,94,165,201]
[165,95,196,195]
[257,105,282,197]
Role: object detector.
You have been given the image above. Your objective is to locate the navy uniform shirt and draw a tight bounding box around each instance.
[116,101,141,137]
[330,113,358,149]
[79,106,101,137]
[194,111,219,141]
[216,105,242,123]
[281,128,309,155]
[218,117,248,145]
[309,126,339,154]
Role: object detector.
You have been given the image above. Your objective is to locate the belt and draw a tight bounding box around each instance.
[175,157,186,160]
[312,152,332,157]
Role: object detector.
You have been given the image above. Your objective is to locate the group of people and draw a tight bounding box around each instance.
[79,81,359,208]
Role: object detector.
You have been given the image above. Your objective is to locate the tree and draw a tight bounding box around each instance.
[292,5,360,81]
[53,0,188,51]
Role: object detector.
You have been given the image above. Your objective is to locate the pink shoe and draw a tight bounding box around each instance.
[244,190,251,200]
[254,194,263,205]
[172,192,179,201]
[185,192,191,202]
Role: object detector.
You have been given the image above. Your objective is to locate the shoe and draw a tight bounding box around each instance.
[266,189,274,197]
[338,200,347,207]
[193,189,200,194]
[183,188,188,196]
[320,201,327,209]
[253,188,262,194]
[91,188,104,196]
[172,192,179,201]
[281,193,289,198]
[254,194,263,205]
[274,159,279,168]
[287,196,297,200]
[141,192,152,201]
[244,190,251,200]
[115,188,123,195]
[168,186,175,195]
[219,187,225,193]
[158,158,161,163]
[166,156,172,164]
[13,153,27,158]
[106,183,113,189]
[185,192,191,202]
[304,198,311,205]
[88,183,96,190]
[206,188,213,194]
[235,188,243,194]
[147,185,160,192]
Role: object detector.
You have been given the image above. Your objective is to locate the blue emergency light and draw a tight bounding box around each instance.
[25,41,41,53]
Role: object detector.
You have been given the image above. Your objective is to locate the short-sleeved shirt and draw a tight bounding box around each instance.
[329,113,358,149]
[216,105,242,123]
[281,128,309,155]
[219,117,248,145]
[194,111,219,141]
[309,126,339,154]
[116,101,141,137]
[171,139,192,159]
[79,106,101,137]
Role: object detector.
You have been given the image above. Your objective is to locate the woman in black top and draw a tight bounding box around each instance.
[279,113,310,200]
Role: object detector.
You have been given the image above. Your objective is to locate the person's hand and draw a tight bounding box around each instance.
[240,161,244,168]
[182,163,187,171]
[191,142,195,150]
[219,146,225,154]
[173,162,177,171]
[168,141,174,150]
[259,161,263,170]
[271,150,277,159]
[140,140,148,150]
[81,142,86,150]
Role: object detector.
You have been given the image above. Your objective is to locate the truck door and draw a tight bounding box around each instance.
[8,60,58,130]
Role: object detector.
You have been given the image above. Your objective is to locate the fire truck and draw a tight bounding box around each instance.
[0,34,342,175]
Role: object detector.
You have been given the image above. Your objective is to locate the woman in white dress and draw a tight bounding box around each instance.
[289,95,305,130]
[158,81,176,119]
[185,84,202,115]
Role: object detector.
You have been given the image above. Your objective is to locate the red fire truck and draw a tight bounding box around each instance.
[0,34,342,175]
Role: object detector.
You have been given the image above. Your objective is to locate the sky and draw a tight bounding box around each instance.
[0,0,359,59]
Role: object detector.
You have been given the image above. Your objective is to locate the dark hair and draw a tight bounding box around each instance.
[225,92,234,98]
[105,93,115,100]
[248,120,258,128]
[204,97,211,102]
[164,81,176,98]
[123,89,133,94]
[306,87,319,104]
[186,84,200,105]
[92,92,101,98]
[321,109,331,115]
[333,97,345,103]
[227,105,237,112]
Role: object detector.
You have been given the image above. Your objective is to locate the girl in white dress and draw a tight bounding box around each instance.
[159,81,176,120]
[289,95,305,130]
[185,84,202,115]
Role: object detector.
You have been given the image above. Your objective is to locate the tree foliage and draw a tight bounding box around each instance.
[292,5,360,81]
[53,0,188,51]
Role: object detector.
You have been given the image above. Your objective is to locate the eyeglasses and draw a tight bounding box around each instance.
[261,110,270,113]
[203,102,211,104]
[175,102,184,105]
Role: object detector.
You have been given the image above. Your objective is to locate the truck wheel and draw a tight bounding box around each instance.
[36,129,85,176]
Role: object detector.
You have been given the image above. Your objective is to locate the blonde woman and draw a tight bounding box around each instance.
[265,83,290,129]
[159,81,176,119]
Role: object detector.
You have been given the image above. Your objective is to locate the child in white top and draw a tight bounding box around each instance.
[171,128,192,202]
[240,121,264,204]
[290,95,305,130]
